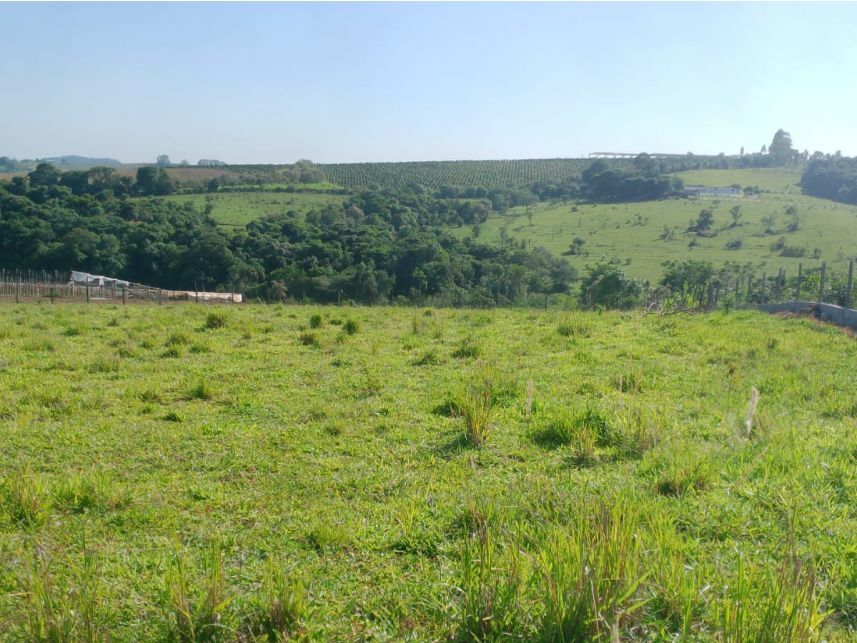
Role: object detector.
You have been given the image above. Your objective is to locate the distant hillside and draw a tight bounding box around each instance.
[41,155,123,169]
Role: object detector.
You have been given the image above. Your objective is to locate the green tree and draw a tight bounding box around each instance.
[27,162,61,188]
[768,129,794,166]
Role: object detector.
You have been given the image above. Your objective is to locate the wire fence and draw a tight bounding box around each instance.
[644,259,856,313]
[0,270,242,304]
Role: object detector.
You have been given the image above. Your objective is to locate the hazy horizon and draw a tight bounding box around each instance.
[3,2,857,164]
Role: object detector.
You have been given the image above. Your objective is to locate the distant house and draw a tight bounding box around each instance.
[683,185,741,198]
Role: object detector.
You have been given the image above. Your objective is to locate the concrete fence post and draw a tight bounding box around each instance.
[847,259,854,309]
[797,262,803,300]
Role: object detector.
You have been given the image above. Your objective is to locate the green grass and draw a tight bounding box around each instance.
[675,167,803,194]
[458,169,857,282]
[0,303,855,639]
[147,191,346,226]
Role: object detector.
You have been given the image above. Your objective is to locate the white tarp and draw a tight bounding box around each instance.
[69,271,131,287]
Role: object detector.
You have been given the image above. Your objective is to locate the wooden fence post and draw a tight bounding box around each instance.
[747,274,753,303]
[86,283,90,304]
[846,259,854,309]
[122,284,126,305]
[760,272,766,302]
[158,288,162,305]
[15,276,20,304]
[819,262,827,303]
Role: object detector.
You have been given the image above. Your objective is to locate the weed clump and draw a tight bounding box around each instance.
[309,313,323,329]
[166,544,234,641]
[3,468,51,528]
[453,337,482,359]
[458,368,499,448]
[243,563,308,640]
[204,311,227,330]
[187,379,215,401]
[414,349,442,366]
[299,332,320,348]
[343,318,359,335]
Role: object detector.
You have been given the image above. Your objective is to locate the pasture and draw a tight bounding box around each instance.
[460,169,857,282]
[0,303,854,639]
[157,191,346,226]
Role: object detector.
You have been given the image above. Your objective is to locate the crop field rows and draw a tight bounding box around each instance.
[319,158,592,190]
[0,303,854,640]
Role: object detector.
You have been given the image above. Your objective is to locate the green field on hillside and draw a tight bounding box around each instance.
[0,303,854,639]
[155,191,346,226]
[675,168,803,194]
[459,169,857,282]
[320,158,590,191]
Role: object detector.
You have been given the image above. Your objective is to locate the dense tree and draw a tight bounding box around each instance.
[769,129,795,166]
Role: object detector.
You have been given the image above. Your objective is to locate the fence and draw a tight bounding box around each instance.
[0,270,242,304]
[646,259,856,313]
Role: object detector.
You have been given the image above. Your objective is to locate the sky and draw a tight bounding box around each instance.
[1,1,856,164]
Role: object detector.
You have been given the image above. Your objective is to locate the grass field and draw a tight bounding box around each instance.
[155,192,346,226]
[675,168,803,194]
[0,303,854,639]
[458,169,857,282]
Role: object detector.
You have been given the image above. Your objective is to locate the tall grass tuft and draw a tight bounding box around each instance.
[244,562,308,640]
[204,312,227,330]
[456,524,528,641]
[4,467,51,528]
[458,370,495,448]
[14,545,104,641]
[166,544,234,642]
[719,554,829,642]
[537,497,649,641]
[308,313,323,329]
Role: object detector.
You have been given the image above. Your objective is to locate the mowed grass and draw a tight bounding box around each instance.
[153,191,346,226]
[458,169,857,282]
[0,303,855,639]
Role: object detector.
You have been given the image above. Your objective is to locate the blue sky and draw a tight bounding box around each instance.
[1,2,856,163]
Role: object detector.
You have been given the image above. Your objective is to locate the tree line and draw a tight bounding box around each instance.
[0,174,575,305]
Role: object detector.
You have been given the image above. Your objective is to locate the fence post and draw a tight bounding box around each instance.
[847,259,854,309]
[747,274,753,303]
[86,283,90,304]
[819,262,826,303]
[122,284,126,305]
[15,277,20,304]
[760,272,766,303]
[158,288,162,305]
[797,262,803,299]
